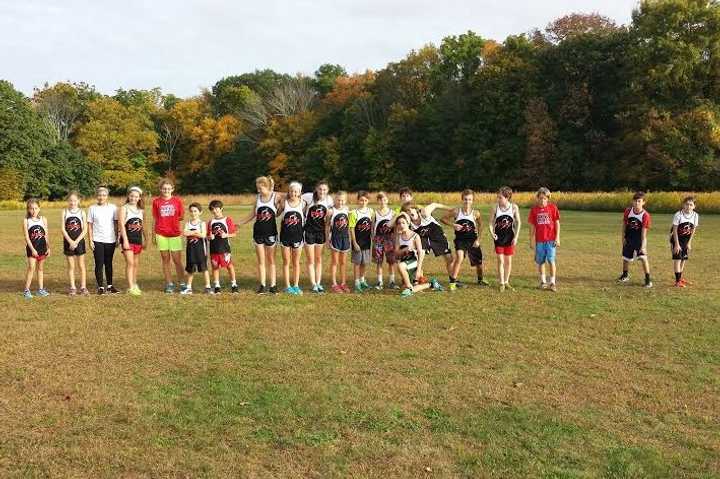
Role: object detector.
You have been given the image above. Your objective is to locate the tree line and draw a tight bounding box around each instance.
[2,0,720,200]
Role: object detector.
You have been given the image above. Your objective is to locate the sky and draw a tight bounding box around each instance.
[0,0,638,98]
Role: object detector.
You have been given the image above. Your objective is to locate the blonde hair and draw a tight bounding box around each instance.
[256,176,275,191]
[25,198,40,219]
[536,187,551,198]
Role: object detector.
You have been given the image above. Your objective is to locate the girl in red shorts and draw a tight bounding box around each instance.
[119,186,147,296]
[489,186,521,291]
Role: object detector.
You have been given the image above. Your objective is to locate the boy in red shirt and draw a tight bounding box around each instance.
[152,178,185,293]
[528,187,561,292]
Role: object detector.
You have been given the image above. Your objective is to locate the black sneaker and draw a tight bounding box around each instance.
[107,285,120,294]
[478,278,489,286]
[231,285,239,294]
[256,285,266,295]
[214,286,221,294]
[618,274,630,283]
[644,279,653,289]
[97,287,105,295]
[269,285,278,294]
[204,287,213,294]
[455,281,465,289]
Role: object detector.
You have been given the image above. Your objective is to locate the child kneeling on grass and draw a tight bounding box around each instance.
[528,187,560,292]
[394,213,442,297]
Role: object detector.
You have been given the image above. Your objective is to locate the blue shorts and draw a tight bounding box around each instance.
[535,241,557,264]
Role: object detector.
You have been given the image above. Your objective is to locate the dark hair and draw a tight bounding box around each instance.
[399,187,412,197]
[357,190,369,200]
[461,189,474,198]
[498,186,513,199]
[189,202,202,212]
[682,195,695,204]
[209,199,224,210]
[376,191,388,201]
[632,191,646,200]
[313,180,329,202]
[158,177,174,190]
[25,198,40,219]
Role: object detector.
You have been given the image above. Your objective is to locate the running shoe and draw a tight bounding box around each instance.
[674,281,686,288]
[360,279,370,290]
[449,282,457,291]
[107,285,120,294]
[644,280,653,289]
[180,288,193,295]
[549,283,558,292]
[164,283,175,294]
[269,285,278,294]
[311,284,321,294]
[331,284,344,293]
[539,282,548,290]
[23,289,33,299]
[97,287,105,295]
[285,286,297,295]
[68,288,77,296]
[256,285,266,295]
[316,284,325,293]
[354,283,364,293]
[37,289,50,297]
[128,286,143,296]
[294,286,303,295]
[231,285,239,294]
[204,287,214,294]
[214,286,221,294]
[400,288,414,298]
[374,282,384,290]
[617,274,630,283]
[477,278,490,286]
[79,288,90,296]
[430,278,443,291]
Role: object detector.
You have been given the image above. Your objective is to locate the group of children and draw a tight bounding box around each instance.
[22,178,700,298]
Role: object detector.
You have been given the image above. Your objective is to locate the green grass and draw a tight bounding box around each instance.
[0,205,719,478]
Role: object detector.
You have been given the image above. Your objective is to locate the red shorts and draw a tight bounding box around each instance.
[124,244,143,255]
[495,245,515,256]
[211,253,233,269]
[35,254,48,262]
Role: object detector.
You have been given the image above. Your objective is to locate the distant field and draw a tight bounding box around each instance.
[1,206,718,478]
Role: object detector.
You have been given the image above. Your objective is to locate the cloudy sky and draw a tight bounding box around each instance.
[1,0,637,97]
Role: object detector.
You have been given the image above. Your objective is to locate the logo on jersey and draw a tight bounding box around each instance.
[377,220,392,235]
[284,213,302,227]
[126,218,143,233]
[333,215,348,229]
[29,226,46,241]
[309,206,326,220]
[678,223,694,237]
[256,208,274,222]
[455,219,475,233]
[212,223,228,236]
[496,216,513,230]
[626,218,643,230]
[66,218,82,232]
[356,218,372,232]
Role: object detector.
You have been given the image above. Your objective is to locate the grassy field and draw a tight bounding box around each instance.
[1,204,719,478]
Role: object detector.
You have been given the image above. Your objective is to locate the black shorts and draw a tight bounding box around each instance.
[254,234,277,247]
[331,234,351,252]
[670,240,689,261]
[281,238,303,249]
[304,229,325,245]
[64,239,87,256]
[186,261,208,273]
[454,239,482,266]
[426,237,451,257]
[622,242,646,261]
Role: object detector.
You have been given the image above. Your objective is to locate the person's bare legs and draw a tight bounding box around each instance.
[255,244,266,286]
[282,247,291,289]
[160,251,172,285]
[67,256,76,290]
[305,244,316,286]
[265,245,276,287]
[171,250,183,284]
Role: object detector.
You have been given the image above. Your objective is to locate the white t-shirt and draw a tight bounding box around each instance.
[301,192,334,208]
[87,203,118,243]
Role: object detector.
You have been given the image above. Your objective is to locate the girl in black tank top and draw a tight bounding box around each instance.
[62,192,90,295]
[23,199,50,298]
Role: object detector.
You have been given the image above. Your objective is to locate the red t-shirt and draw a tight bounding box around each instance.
[528,203,560,242]
[152,196,184,237]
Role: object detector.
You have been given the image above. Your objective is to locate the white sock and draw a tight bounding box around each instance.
[550,276,556,284]
[540,274,546,284]
[389,273,395,282]
[231,280,237,287]
[214,281,220,287]
[355,279,361,287]
[377,275,383,285]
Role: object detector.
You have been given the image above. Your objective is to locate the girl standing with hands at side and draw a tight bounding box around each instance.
[279,181,306,295]
[119,186,147,296]
[328,191,351,293]
[88,186,119,295]
[62,192,89,295]
[23,199,50,299]
[489,186,521,291]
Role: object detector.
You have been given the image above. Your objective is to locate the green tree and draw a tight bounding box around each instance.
[313,64,347,97]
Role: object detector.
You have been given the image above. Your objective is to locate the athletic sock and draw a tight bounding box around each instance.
[477,273,483,281]
[540,274,546,284]
[355,279,361,287]
[549,276,555,285]
[620,271,628,278]
[231,281,237,287]
[674,272,681,282]
[449,276,456,284]
[645,273,651,283]
[214,281,220,287]
[389,273,395,282]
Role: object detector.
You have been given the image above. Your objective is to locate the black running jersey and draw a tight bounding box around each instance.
[254,193,278,238]
[670,210,699,244]
[209,216,235,254]
[493,204,515,247]
[623,208,651,244]
[455,209,477,241]
[305,197,332,233]
[351,208,373,249]
[331,208,350,239]
[124,206,144,245]
[64,209,83,241]
[27,217,48,255]
[374,209,394,237]
[280,200,305,244]
[185,220,207,264]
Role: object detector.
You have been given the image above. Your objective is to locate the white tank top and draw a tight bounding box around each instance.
[282,199,305,226]
[374,209,395,236]
[331,206,349,224]
[124,204,143,223]
[398,231,417,251]
[27,217,45,231]
[255,192,277,215]
[455,208,476,226]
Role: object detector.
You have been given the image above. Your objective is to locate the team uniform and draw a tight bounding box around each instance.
[411,215,451,257]
[397,231,419,282]
[528,203,560,264]
[62,209,86,256]
[253,193,278,246]
[453,209,483,266]
[622,208,651,261]
[330,207,351,252]
[303,194,333,245]
[493,203,517,255]
[209,216,237,269]
[372,209,396,265]
[670,210,699,261]
[350,207,374,265]
[122,205,144,255]
[185,220,208,273]
[280,199,305,249]
[26,217,48,261]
